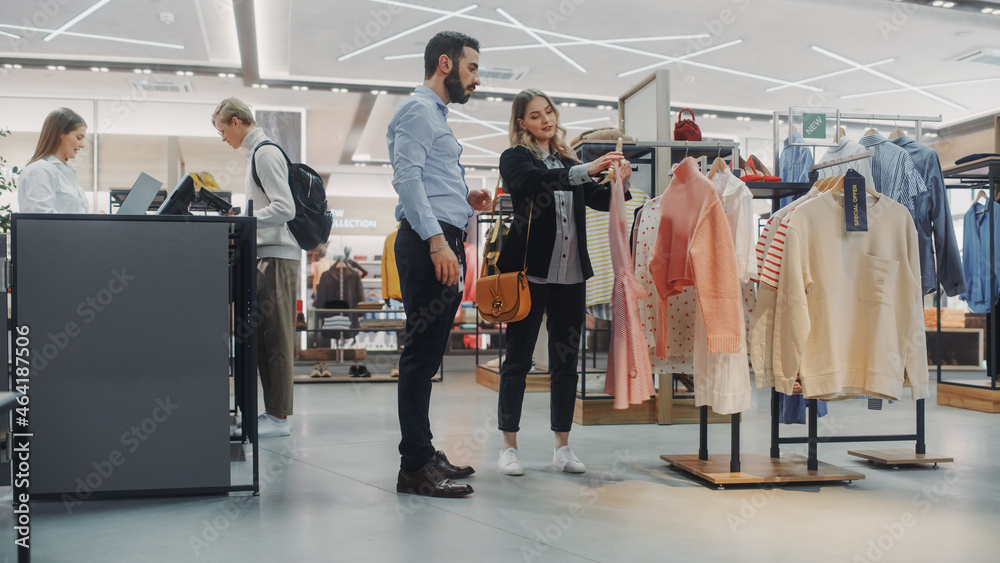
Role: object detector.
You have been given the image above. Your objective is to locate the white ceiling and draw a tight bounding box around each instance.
[1,0,999,169]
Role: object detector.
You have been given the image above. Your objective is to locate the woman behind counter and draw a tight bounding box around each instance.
[494,88,630,476]
[17,107,90,214]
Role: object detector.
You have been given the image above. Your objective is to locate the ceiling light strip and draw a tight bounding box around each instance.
[338,4,479,61]
[764,57,895,92]
[811,46,965,110]
[0,23,184,49]
[43,0,112,42]
[449,108,508,134]
[840,76,1000,99]
[495,8,586,73]
[0,30,21,39]
[385,35,713,59]
[616,39,743,78]
[368,0,819,91]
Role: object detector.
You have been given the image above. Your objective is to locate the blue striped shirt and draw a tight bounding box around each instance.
[859,133,927,215]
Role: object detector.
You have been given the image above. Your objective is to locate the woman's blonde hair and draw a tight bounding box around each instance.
[508,89,578,162]
[28,108,87,165]
[212,97,256,128]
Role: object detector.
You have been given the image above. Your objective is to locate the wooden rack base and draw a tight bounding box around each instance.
[848,448,953,468]
[574,396,658,425]
[475,364,550,392]
[661,453,865,488]
[293,374,399,384]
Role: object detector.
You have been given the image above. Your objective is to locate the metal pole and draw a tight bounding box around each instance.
[807,399,819,471]
[730,413,741,473]
[698,406,708,461]
[770,389,780,458]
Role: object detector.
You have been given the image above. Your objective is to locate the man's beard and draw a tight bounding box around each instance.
[444,65,471,104]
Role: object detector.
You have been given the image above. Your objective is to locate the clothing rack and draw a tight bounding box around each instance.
[664,110,951,487]
[809,150,873,172]
[937,157,1000,412]
[771,110,942,174]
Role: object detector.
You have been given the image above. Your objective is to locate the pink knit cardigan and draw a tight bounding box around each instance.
[649,157,742,356]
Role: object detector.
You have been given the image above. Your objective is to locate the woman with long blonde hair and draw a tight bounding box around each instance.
[494,88,630,476]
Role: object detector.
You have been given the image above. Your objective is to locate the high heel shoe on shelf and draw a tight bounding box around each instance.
[740,155,781,182]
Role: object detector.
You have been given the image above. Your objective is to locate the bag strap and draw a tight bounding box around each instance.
[250,140,292,199]
[678,108,696,122]
[521,199,533,272]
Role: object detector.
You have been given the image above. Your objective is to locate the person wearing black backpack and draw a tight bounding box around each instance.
[213,97,298,438]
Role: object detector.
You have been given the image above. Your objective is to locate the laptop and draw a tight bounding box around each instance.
[116,172,164,215]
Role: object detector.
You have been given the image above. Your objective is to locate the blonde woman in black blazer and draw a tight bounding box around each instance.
[494,88,630,476]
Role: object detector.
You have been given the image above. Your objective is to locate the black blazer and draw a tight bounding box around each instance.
[495,144,628,280]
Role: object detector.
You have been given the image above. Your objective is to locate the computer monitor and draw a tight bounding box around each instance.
[157,175,196,215]
[116,173,163,215]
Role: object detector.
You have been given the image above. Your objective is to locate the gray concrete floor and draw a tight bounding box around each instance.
[1,355,998,563]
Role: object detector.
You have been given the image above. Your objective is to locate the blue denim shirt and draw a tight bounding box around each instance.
[387,85,473,240]
[961,200,1000,313]
[891,136,966,296]
[778,132,814,183]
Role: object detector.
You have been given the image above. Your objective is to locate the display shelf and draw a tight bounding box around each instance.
[937,382,1000,413]
[661,453,864,488]
[848,449,953,468]
[476,363,550,392]
[745,182,811,200]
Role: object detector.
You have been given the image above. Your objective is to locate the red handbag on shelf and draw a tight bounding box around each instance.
[673,108,702,141]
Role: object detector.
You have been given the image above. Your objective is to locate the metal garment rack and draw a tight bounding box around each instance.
[937,157,1000,412]
[666,111,949,486]
[770,111,948,470]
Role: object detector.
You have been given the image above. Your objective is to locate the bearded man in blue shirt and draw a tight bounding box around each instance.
[387,31,492,498]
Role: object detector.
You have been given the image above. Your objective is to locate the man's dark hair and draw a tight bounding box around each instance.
[423,31,480,79]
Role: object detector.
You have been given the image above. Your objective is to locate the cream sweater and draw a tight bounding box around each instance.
[241,128,300,260]
[772,191,928,401]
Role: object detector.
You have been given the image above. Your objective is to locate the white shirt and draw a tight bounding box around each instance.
[17,155,89,213]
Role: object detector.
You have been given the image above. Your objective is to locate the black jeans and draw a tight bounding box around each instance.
[394,222,465,471]
[498,281,585,433]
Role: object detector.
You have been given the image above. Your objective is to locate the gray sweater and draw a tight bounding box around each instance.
[241,128,300,260]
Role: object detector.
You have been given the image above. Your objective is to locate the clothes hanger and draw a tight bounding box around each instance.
[707,157,727,179]
[599,137,624,185]
[975,189,989,212]
[862,119,879,137]
[831,173,879,198]
[839,126,847,139]
[888,118,906,140]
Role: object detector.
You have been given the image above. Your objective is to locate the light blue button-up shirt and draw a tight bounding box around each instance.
[387,85,473,240]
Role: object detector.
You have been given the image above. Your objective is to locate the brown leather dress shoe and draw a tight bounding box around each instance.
[433,450,475,479]
[396,463,473,498]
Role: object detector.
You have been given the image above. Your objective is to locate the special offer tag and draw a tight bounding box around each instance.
[844,169,868,232]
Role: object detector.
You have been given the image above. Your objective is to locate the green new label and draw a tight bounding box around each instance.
[803,113,826,139]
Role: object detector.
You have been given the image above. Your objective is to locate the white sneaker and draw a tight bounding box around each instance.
[553,446,585,473]
[498,448,524,476]
[257,413,291,437]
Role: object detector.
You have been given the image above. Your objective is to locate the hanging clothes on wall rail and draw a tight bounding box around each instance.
[960,197,1000,314]
[890,135,966,296]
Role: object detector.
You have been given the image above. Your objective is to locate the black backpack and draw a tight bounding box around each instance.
[251,140,332,251]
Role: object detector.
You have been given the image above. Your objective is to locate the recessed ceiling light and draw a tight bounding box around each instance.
[227,73,236,78]
[184,71,193,76]
[100,67,108,72]
[292,85,301,91]
[982,7,993,13]
[931,1,944,7]
[142,69,151,74]
[260,84,268,89]
[46,65,57,70]
[2,64,11,69]
[942,1,955,7]
[176,70,185,76]
[218,72,227,78]
[370,89,380,95]
[993,9,1000,15]
[301,85,309,91]
[252,83,260,88]
[923,132,939,138]
[13,64,22,69]
[91,66,102,72]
